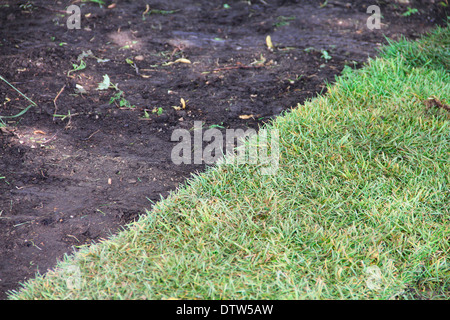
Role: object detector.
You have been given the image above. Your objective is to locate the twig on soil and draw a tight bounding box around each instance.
[40,133,58,145]
[212,62,264,73]
[81,129,101,141]
[53,85,66,121]
[53,111,80,130]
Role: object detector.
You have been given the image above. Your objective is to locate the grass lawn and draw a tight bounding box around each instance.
[8,26,450,300]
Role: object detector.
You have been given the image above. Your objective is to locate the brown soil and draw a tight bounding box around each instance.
[0,0,447,299]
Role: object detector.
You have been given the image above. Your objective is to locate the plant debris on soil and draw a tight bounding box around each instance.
[0,0,448,299]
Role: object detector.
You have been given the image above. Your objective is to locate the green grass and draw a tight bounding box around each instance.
[380,26,450,71]
[8,26,450,300]
[0,74,37,125]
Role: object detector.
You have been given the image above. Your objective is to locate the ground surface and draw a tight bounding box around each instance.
[0,0,447,299]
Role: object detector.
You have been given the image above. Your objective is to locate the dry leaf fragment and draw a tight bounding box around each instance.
[180,98,186,109]
[239,114,254,120]
[143,4,150,16]
[266,35,274,50]
[165,58,191,66]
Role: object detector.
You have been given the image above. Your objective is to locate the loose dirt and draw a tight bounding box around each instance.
[0,0,447,299]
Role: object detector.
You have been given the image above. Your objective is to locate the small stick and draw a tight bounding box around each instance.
[53,85,66,121]
[213,62,263,72]
[40,133,58,145]
[81,129,101,141]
